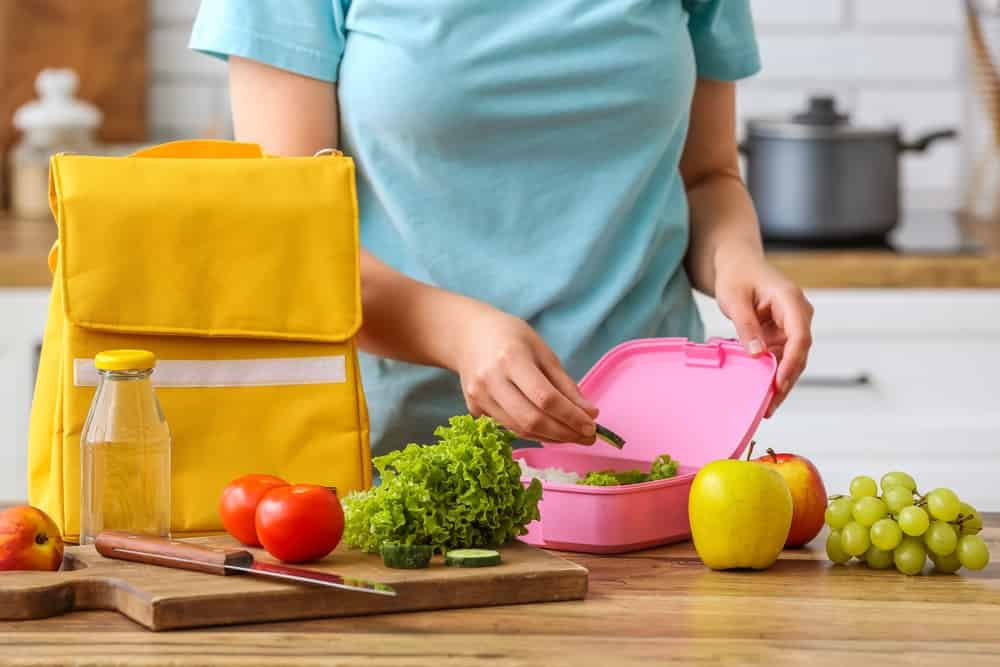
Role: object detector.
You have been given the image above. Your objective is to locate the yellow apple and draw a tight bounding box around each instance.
[0,505,64,571]
[688,459,793,570]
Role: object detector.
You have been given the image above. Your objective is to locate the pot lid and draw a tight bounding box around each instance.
[747,95,898,140]
[13,68,102,133]
[540,337,776,468]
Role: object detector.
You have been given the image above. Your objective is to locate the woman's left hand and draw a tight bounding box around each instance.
[714,257,814,417]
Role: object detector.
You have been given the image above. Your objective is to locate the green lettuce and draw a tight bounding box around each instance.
[577,453,679,487]
[342,415,543,553]
[648,454,679,480]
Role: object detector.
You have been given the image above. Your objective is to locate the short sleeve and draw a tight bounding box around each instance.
[684,0,761,81]
[190,0,346,83]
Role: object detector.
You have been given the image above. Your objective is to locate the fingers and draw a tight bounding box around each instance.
[495,375,594,444]
[762,321,788,360]
[466,393,529,440]
[462,361,594,444]
[719,286,767,357]
[509,353,597,443]
[775,301,813,394]
[766,290,814,417]
[535,345,600,419]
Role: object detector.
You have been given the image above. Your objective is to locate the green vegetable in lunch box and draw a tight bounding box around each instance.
[343,415,543,554]
[577,454,679,487]
[649,453,679,479]
[380,543,433,569]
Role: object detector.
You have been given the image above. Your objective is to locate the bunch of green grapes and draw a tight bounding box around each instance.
[823,472,989,575]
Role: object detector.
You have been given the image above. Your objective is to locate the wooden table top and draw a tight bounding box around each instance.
[0,215,55,288]
[4,212,1000,290]
[1,513,996,666]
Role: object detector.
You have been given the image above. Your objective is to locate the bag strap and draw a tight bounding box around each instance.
[130,140,264,159]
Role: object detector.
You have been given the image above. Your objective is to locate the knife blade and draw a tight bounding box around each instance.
[94,531,397,597]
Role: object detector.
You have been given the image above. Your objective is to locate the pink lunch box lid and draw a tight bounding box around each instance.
[539,337,777,469]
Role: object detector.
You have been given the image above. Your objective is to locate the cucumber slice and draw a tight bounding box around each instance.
[595,423,626,449]
[380,543,433,569]
[444,548,502,568]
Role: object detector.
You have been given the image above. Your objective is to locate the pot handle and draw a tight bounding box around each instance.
[898,128,957,153]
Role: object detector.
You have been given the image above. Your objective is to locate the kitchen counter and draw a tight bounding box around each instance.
[768,248,1000,288]
[1,512,997,666]
[765,214,1000,289]
[767,216,1000,288]
[4,213,1000,289]
[0,215,56,288]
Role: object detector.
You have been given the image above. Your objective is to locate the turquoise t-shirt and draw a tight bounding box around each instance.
[191,0,761,456]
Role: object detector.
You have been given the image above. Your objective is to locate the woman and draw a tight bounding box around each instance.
[191,0,813,455]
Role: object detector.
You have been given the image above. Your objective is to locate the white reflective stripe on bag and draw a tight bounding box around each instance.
[73,356,347,388]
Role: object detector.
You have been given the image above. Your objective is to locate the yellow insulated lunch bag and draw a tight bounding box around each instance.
[28,140,372,542]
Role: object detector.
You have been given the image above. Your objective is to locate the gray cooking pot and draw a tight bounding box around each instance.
[740,96,956,243]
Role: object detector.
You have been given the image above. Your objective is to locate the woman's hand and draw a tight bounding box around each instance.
[455,306,599,444]
[677,78,813,416]
[714,256,814,417]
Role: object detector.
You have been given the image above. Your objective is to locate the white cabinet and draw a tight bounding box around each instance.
[696,290,1000,510]
[0,289,50,503]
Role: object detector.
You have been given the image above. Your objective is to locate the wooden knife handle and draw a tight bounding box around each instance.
[94,531,254,575]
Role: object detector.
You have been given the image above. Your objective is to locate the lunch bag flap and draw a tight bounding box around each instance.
[48,145,361,343]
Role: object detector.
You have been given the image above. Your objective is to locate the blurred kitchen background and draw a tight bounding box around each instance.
[1,1,999,507]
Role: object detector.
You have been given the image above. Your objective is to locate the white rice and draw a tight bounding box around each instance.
[517,458,582,484]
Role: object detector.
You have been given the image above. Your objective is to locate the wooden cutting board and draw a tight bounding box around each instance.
[0,536,588,631]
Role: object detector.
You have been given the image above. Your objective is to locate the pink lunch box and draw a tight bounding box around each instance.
[513,337,776,554]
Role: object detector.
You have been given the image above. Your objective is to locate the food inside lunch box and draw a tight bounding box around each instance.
[517,453,680,487]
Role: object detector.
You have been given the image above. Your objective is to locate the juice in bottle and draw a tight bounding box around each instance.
[80,349,171,544]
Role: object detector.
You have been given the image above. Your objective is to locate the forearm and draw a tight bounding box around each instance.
[684,170,764,297]
[679,78,765,297]
[358,254,495,369]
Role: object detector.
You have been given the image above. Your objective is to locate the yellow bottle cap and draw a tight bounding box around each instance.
[94,349,156,371]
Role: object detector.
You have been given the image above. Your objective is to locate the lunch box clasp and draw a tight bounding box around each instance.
[683,340,725,368]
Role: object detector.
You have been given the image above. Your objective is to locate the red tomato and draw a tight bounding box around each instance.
[254,485,344,563]
[219,474,289,546]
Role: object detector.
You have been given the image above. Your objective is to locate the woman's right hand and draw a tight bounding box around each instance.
[454,306,599,445]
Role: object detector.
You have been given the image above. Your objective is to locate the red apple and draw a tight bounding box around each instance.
[753,448,827,547]
[0,505,65,571]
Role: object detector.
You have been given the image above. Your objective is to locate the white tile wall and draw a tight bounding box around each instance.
[748,0,845,27]
[148,0,229,140]
[854,0,962,26]
[740,0,965,197]
[755,34,958,82]
[147,0,967,197]
[152,25,226,78]
[150,0,202,23]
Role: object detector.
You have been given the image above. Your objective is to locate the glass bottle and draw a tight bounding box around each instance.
[10,68,101,220]
[80,349,171,545]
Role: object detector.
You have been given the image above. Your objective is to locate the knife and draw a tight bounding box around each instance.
[94,531,397,597]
